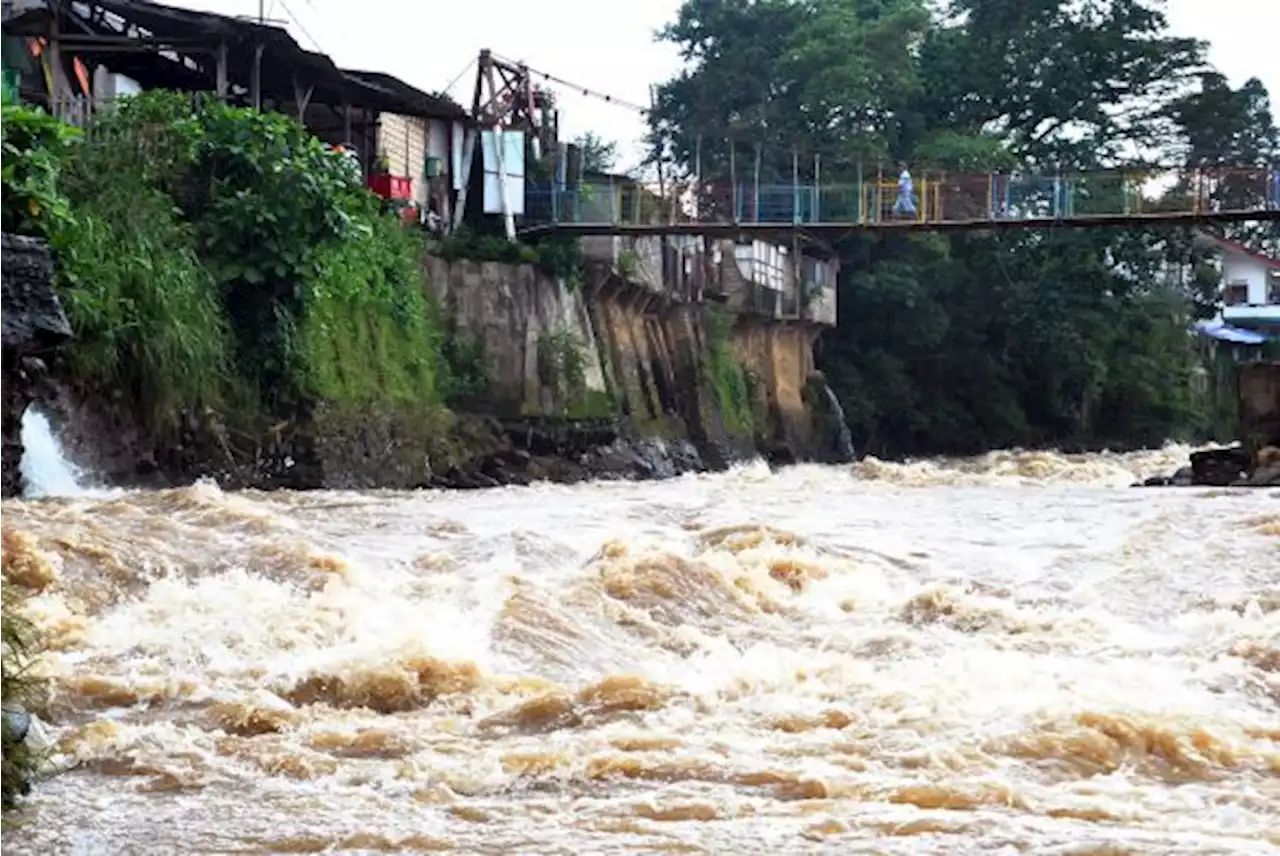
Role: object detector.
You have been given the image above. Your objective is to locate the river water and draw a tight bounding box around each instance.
[1,447,1278,855]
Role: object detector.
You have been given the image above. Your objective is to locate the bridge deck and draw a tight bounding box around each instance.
[517,166,1280,238]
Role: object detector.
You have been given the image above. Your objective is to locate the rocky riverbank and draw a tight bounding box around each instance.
[24,387,726,496]
[428,417,710,489]
[1,235,72,498]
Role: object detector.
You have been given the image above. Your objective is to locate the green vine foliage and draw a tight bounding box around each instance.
[437,306,492,410]
[0,100,79,238]
[538,327,588,406]
[299,215,445,410]
[703,306,753,438]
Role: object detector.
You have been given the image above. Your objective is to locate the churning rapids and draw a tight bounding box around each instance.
[2,447,1278,855]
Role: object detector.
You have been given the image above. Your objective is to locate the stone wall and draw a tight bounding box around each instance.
[1,234,72,498]
[424,256,609,416]
[1238,361,1280,448]
[425,252,844,467]
[731,318,820,452]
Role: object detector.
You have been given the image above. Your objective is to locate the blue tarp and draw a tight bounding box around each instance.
[1192,320,1271,345]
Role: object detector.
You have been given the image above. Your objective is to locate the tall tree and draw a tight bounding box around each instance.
[1166,72,1280,253]
[650,0,929,180]
[573,132,620,174]
[651,0,1229,456]
[929,0,1206,168]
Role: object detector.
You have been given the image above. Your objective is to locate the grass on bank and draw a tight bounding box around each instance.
[51,185,232,425]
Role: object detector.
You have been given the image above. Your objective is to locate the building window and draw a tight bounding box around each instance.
[1269,270,1280,305]
[1224,281,1249,306]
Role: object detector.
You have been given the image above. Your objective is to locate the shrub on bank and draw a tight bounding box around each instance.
[1,579,44,812]
[3,91,453,433]
[0,96,78,239]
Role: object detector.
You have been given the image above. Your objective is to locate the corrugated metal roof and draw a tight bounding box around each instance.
[4,0,469,121]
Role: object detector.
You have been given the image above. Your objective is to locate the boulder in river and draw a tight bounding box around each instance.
[1189,447,1253,487]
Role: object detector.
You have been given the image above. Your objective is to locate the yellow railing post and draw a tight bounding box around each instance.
[877,165,884,222]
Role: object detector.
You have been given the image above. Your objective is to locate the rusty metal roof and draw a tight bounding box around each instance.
[4,0,469,120]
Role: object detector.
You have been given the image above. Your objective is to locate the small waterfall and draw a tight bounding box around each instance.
[820,382,857,462]
[19,407,88,498]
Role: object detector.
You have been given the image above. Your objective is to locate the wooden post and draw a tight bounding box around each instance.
[792,147,800,224]
[857,157,865,223]
[216,42,229,99]
[550,139,559,223]
[291,71,314,121]
[730,141,738,223]
[650,84,667,223]
[694,133,703,222]
[48,0,64,114]
[814,152,821,223]
[753,142,762,223]
[876,164,884,222]
[251,42,264,110]
[790,229,801,319]
[453,127,476,231]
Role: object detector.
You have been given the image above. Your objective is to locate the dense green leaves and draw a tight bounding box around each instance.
[0,102,79,238]
[652,0,1277,456]
[10,90,451,432]
[573,133,620,173]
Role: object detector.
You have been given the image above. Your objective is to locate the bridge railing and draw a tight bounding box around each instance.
[523,166,1280,228]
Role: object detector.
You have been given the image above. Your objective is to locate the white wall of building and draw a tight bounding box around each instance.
[733,240,791,291]
[1221,249,1273,306]
[376,112,428,206]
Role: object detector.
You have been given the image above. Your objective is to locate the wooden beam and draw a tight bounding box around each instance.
[51,34,217,50]
[291,70,313,120]
[215,41,228,97]
[250,41,264,110]
[48,0,65,104]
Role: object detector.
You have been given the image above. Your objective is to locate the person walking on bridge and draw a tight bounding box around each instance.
[892,162,917,218]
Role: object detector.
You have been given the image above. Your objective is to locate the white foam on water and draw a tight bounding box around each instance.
[19,407,89,499]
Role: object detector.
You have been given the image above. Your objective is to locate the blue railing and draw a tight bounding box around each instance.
[522,166,1280,228]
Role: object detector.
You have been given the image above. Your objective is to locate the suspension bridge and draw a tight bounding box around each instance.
[519,165,1280,239]
[457,50,1279,241]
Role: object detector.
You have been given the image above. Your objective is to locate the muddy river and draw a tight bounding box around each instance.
[2,448,1277,854]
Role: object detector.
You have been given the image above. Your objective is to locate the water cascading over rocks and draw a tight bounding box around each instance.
[1,234,72,498]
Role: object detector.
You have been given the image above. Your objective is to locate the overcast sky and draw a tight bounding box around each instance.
[175,0,1278,171]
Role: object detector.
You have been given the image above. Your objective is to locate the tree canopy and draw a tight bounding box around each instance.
[649,0,1279,457]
